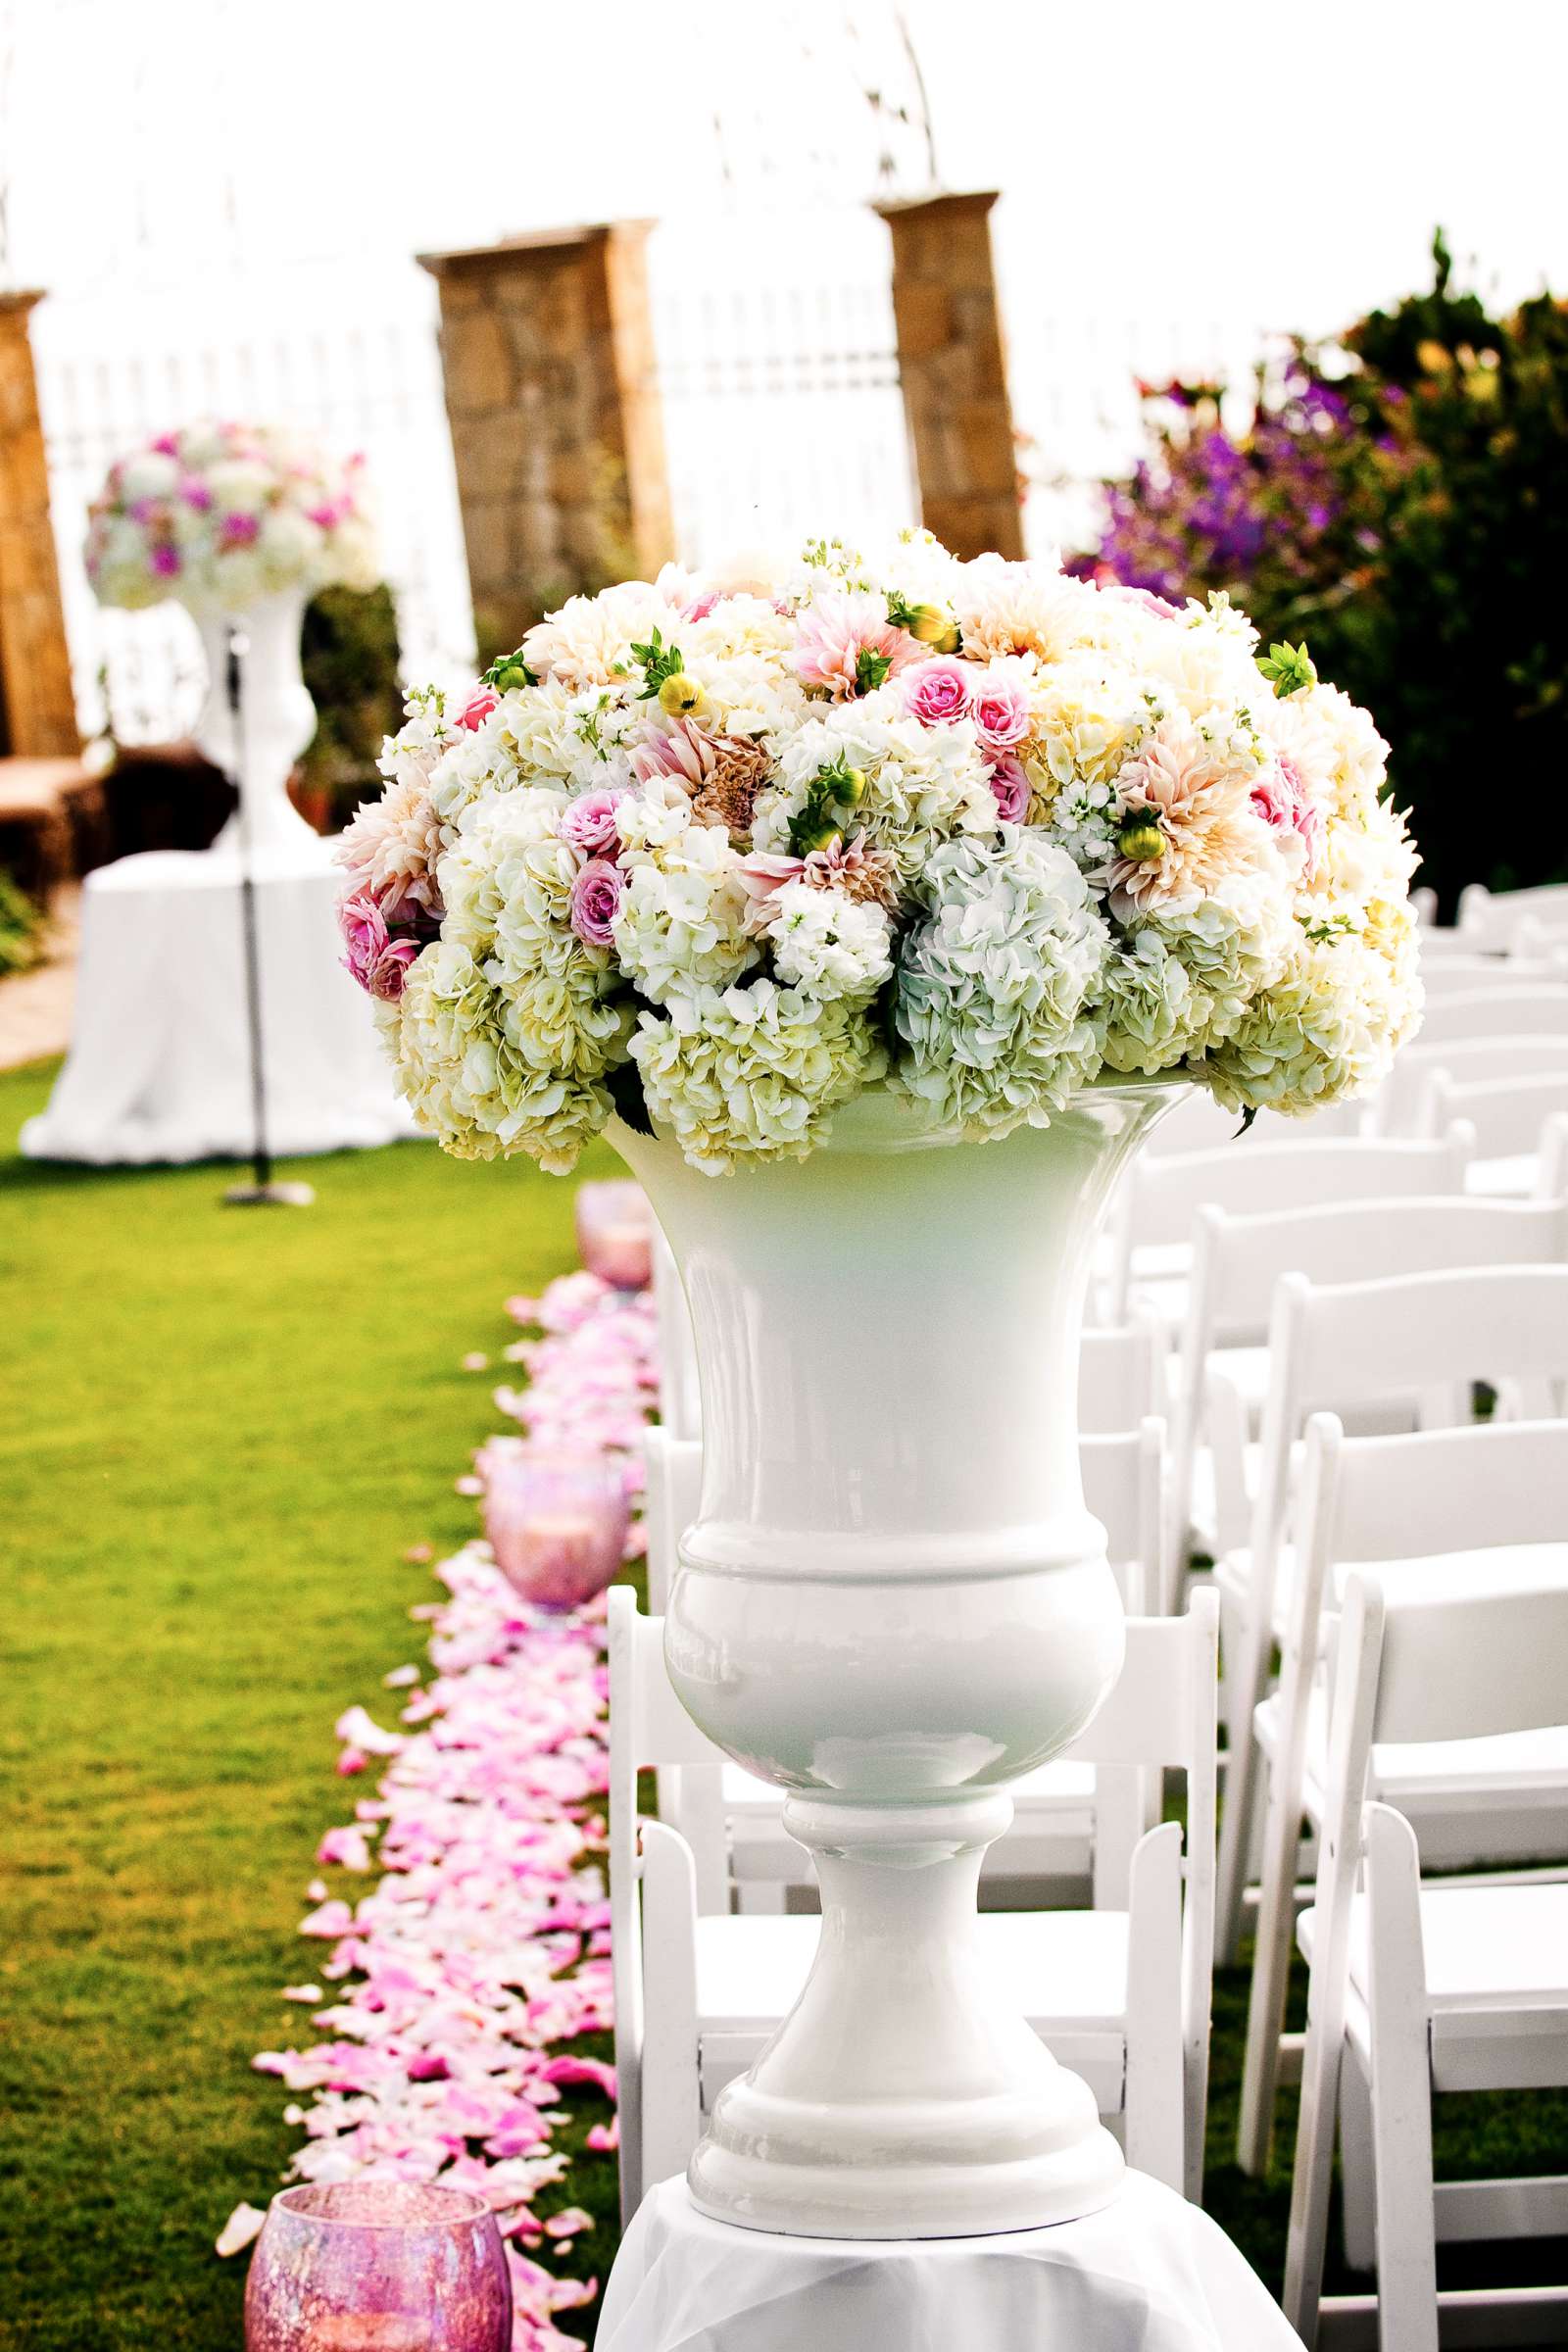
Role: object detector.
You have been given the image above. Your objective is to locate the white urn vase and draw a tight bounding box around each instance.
[612,1075,1178,2240]
[191,586,319,856]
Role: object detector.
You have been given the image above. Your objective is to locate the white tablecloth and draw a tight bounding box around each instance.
[20,843,414,1164]
[597,2176,1301,2352]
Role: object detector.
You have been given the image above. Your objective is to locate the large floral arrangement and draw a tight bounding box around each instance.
[337,533,1420,1176]
[84,420,378,613]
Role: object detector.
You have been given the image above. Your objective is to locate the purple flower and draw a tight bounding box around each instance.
[150,543,181,577]
[568,858,625,948]
[987,754,1030,822]
[560,788,631,859]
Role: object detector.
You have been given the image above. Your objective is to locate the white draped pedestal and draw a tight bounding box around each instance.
[598,2177,1302,2352]
[20,840,413,1164]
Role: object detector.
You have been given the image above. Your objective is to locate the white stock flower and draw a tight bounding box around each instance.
[760,881,893,1002]
[630,978,885,1172]
[520,581,683,690]
[612,778,757,1002]
[891,827,1109,1139]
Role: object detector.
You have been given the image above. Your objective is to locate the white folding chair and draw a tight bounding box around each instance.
[1458,879,1568,953]
[1371,1033,1568,1138]
[1418,1068,1568,1195]
[1237,1414,1568,2182]
[1538,1111,1568,1203]
[1417,955,1555,998]
[1107,1127,1472,1332]
[1216,1260,1568,1967]
[1168,1175,1568,1569]
[1412,985,1568,1046]
[644,1418,1171,1913]
[1284,1567,1568,2351]
[609,1584,1218,2219]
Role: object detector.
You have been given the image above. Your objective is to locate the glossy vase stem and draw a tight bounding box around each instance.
[192,587,318,855]
[613,1079,1178,2238]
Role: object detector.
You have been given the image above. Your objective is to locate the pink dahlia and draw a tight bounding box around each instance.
[793,591,921,699]
[1108,713,1268,916]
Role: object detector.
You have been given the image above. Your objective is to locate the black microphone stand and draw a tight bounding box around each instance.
[221,620,314,1208]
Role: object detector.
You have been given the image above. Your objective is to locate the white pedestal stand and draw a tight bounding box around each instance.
[612,1079,1179,2241]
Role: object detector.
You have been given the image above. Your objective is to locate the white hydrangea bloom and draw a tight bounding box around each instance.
[1301,681,1390,819]
[1153,876,1296,1051]
[630,978,886,1173]
[388,941,611,1170]
[754,697,996,889]
[1027,656,1153,798]
[612,777,758,1003]
[1099,931,1204,1075]
[760,881,893,1002]
[1204,931,1415,1117]
[427,725,528,830]
[438,788,571,959]
[891,828,1109,1139]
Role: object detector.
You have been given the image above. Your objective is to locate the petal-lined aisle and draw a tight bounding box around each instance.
[233,1266,659,2348]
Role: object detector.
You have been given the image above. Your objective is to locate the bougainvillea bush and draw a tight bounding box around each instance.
[1076,238,1568,912]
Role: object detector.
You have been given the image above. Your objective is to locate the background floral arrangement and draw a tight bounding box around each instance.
[85,418,379,613]
[336,531,1420,1176]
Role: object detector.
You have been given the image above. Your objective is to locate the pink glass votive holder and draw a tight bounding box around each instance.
[483,1449,631,1611]
[244,2180,512,2351]
[575,1178,655,1291]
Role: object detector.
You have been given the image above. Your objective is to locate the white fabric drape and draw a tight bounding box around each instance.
[21,844,413,1164]
[598,2176,1302,2352]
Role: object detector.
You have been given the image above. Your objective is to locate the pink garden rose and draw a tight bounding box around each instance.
[338,889,420,1001]
[568,858,625,947]
[1251,756,1326,880]
[150,543,181,577]
[457,686,498,732]
[560,786,631,858]
[220,512,259,547]
[970,666,1031,753]
[902,656,978,728]
[987,754,1031,822]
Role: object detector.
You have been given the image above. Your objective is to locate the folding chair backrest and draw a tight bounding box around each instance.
[1375,1033,1568,1136]
[1123,1130,1471,1262]
[1273,1263,1568,1424]
[1078,1314,1164,1434]
[1414,986,1568,1044]
[1370,1570,1568,1749]
[1309,1413,1568,1570]
[1057,1593,1218,1774]
[1420,1068,1568,1157]
[1191,1192,1568,1348]
[1418,956,1554,998]
[1458,881,1568,953]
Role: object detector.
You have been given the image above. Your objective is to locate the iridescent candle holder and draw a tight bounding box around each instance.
[244,2180,512,2351]
[574,1178,655,1291]
[483,1447,631,1611]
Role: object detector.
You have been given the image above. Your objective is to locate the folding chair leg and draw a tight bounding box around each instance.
[1337,2044,1376,2275]
[1236,1737,1301,2175]
[1283,2026,1347,2346]
[1365,1807,1439,2352]
[1216,1602,1270,1963]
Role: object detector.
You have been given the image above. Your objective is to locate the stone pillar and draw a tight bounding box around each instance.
[418,223,675,661]
[874,192,1024,562]
[0,291,80,759]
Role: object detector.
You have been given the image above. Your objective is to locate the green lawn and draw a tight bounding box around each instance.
[2,1053,1563,2346]
[0,1057,621,2350]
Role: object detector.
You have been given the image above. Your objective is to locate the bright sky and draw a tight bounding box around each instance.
[6,0,1565,320]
